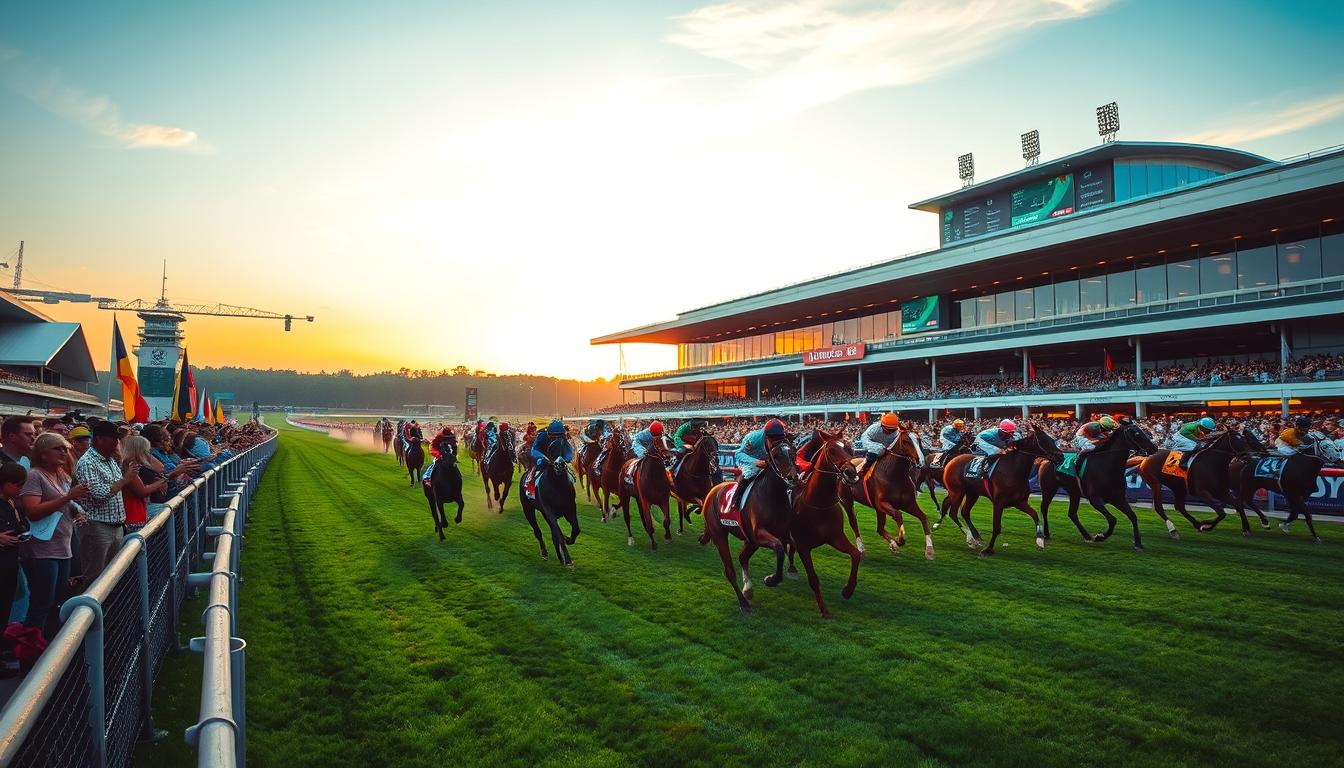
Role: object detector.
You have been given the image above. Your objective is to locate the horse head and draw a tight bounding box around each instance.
[814,429,859,485]
[891,427,926,467]
[1023,422,1065,464]
[1239,425,1268,453]
[764,435,801,488]
[1118,421,1158,455]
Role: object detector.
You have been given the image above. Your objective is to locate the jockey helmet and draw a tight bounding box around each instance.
[1294,415,1311,430]
[1099,416,1117,430]
[953,419,965,429]
[500,422,510,430]
[880,412,900,430]
[999,419,1017,433]
[547,419,565,435]
[691,418,708,429]
[1112,413,1127,424]
[1199,416,1216,431]
[764,419,787,438]
[649,421,664,436]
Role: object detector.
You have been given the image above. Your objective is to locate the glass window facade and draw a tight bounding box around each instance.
[1278,228,1322,284]
[1236,240,1277,289]
[1113,161,1224,202]
[1200,245,1236,293]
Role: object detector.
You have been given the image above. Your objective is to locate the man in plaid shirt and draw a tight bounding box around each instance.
[74,421,134,585]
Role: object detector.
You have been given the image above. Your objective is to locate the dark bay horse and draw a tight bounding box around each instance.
[381,421,394,454]
[941,423,1063,556]
[404,432,425,487]
[577,440,601,501]
[1134,430,1247,539]
[423,442,464,541]
[1198,426,1273,535]
[393,431,405,467]
[671,434,719,534]
[923,433,973,526]
[481,427,516,512]
[839,429,937,560]
[698,436,800,613]
[521,440,580,566]
[788,433,862,619]
[1038,422,1157,551]
[619,437,675,550]
[596,429,628,523]
[465,430,483,473]
[1223,443,1328,542]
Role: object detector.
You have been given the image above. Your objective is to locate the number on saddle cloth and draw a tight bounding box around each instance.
[927,451,944,470]
[1253,456,1287,481]
[1162,451,1190,478]
[965,456,989,479]
[1056,453,1081,479]
[719,483,742,528]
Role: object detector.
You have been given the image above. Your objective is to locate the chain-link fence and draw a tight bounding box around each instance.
[0,432,276,768]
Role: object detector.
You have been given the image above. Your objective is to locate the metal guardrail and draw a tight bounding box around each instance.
[0,430,277,768]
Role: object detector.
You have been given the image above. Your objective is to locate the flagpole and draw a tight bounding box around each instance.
[107,316,117,419]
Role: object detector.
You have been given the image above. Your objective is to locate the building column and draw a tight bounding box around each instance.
[1021,403,1029,419]
[857,368,864,399]
[659,389,664,402]
[682,383,687,401]
[1280,323,1291,417]
[642,390,646,404]
[756,378,761,402]
[930,358,938,393]
[928,407,935,423]
[1022,348,1029,386]
[973,406,981,420]
[1075,403,1083,420]
[800,372,806,402]
[1134,335,1143,388]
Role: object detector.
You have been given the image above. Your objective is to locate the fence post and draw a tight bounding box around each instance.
[231,637,247,768]
[126,533,165,742]
[60,597,106,768]
[164,499,182,654]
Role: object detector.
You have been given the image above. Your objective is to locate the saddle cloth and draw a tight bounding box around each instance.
[719,483,742,528]
[1162,451,1189,478]
[1253,456,1287,480]
[965,456,990,479]
[1056,453,1081,479]
[927,451,946,470]
[421,460,436,487]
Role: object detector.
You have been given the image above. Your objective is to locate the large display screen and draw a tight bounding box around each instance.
[1075,162,1113,211]
[901,295,943,334]
[1011,173,1075,226]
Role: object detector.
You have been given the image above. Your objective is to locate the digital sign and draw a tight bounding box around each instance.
[1011,174,1075,226]
[901,296,943,334]
[465,387,479,421]
[1075,162,1113,211]
[802,343,866,366]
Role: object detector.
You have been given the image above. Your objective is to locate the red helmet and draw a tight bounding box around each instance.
[999,419,1017,433]
[500,422,510,430]
[649,421,664,436]
[764,418,787,438]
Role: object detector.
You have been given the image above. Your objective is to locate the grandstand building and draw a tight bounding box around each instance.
[594,140,1344,421]
[0,292,104,414]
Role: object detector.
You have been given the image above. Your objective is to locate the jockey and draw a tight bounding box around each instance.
[732,418,789,510]
[974,420,1020,456]
[794,428,820,473]
[629,421,666,480]
[1073,416,1118,453]
[581,419,608,446]
[1171,416,1216,452]
[854,412,902,475]
[1276,416,1316,456]
[527,419,573,494]
[430,426,456,459]
[939,419,968,451]
[403,420,421,443]
[483,419,499,462]
[671,418,708,476]
[522,421,538,446]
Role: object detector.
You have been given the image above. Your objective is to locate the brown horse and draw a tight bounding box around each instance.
[619,437,675,550]
[941,423,1063,557]
[698,434,800,613]
[788,433,863,619]
[923,432,973,528]
[481,427,515,512]
[596,429,628,523]
[577,440,601,501]
[381,422,394,454]
[1224,443,1329,542]
[1133,429,1247,539]
[671,434,720,535]
[404,433,425,487]
[839,429,937,560]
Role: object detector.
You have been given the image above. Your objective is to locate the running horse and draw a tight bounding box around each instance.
[595,429,628,523]
[520,438,581,566]
[671,434,720,535]
[922,432,973,527]
[403,427,425,487]
[788,432,863,619]
[577,439,601,501]
[697,434,800,613]
[481,425,516,512]
[393,429,405,467]
[618,435,675,550]
[838,428,937,560]
[1037,421,1158,551]
[1219,439,1333,542]
[940,423,1063,556]
[1133,429,1249,539]
[423,441,464,541]
[381,420,394,454]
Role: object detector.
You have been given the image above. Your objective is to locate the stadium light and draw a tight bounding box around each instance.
[957,152,975,186]
[1021,129,1040,166]
[1096,101,1119,143]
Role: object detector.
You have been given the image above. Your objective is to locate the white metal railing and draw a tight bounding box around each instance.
[0,428,277,768]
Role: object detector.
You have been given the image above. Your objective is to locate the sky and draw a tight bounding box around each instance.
[2,0,1342,380]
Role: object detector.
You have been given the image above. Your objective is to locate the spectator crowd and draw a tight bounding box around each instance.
[0,412,273,679]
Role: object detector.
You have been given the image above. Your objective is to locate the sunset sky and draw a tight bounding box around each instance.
[2,1,1342,380]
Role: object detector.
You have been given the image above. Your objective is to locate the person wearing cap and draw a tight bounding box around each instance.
[1276,416,1317,456]
[1074,416,1118,453]
[854,412,902,475]
[628,421,666,480]
[525,419,572,496]
[1172,416,1216,453]
[730,418,790,512]
[940,418,968,451]
[73,420,135,585]
[975,419,1021,456]
[67,425,92,461]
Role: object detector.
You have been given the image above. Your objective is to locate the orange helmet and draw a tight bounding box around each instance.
[880,412,900,429]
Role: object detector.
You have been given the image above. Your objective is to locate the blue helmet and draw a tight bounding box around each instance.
[1199,416,1216,430]
[548,419,565,435]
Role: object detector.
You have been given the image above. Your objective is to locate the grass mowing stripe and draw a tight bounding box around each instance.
[136,421,1344,768]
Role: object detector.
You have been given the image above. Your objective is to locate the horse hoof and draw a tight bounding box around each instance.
[787,569,799,580]
[565,562,576,569]
[664,534,673,542]
[1279,523,1292,533]
[627,537,634,546]
[1091,534,1105,543]
[1169,530,1181,541]
[888,540,900,555]
[1242,530,1252,538]
[1313,536,1323,544]
[977,549,995,558]
[1035,537,1045,551]
[925,547,935,561]
[743,587,754,601]
[438,534,446,542]
[932,522,941,530]
[820,611,833,621]
[841,585,855,600]
[764,574,780,588]
[541,553,548,560]
[1134,545,1145,553]
[1260,522,1272,530]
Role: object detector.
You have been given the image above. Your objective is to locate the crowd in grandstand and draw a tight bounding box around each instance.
[595,354,1344,415]
[0,412,272,678]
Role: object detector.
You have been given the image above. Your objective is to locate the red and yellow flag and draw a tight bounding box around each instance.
[113,317,150,423]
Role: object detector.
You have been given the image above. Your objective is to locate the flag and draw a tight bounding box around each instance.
[215,399,226,425]
[1028,359,1037,382]
[113,317,150,422]
[1104,348,1114,373]
[172,348,197,421]
[198,389,212,424]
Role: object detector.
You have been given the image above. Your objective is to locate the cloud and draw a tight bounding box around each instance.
[1178,92,1344,147]
[668,0,1111,113]
[0,45,209,152]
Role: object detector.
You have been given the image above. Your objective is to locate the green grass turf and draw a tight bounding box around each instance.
[136,419,1344,768]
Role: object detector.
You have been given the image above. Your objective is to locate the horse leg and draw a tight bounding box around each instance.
[542,507,572,567]
[1142,468,1182,539]
[660,497,673,542]
[961,495,983,548]
[1243,492,1271,529]
[829,529,862,600]
[756,531,788,588]
[901,496,936,561]
[523,505,548,559]
[713,534,750,612]
[786,538,798,578]
[795,544,832,619]
[640,497,658,552]
[1039,478,1056,539]
[980,503,1006,557]
[925,475,941,513]
[1109,495,1143,552]
[737,542,759,601]
[874,502,900,555]
[620,488,636,546]
[427,495,444,541]
[498,478,512,513]
[842,497,865,556]
[565,510,580,545]
[1064,487,1095,541]
[454,496,464,524]
[481,473,492,510]
[1019,500,1045,550]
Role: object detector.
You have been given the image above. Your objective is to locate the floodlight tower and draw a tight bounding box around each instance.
[957,152,975,187]
[1021,130,1041,167]
[1096,102,1120,143]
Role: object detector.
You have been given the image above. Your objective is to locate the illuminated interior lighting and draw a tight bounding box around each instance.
[1270,227,1279,233]
[1157,249,1166,254]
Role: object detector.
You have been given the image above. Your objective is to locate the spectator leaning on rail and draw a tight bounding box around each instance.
[0,462,29,676]
[73,421,134,586]
[19,433,88,639]
[0,416,37,468]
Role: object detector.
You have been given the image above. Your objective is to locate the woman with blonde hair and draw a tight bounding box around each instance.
[120,436,167,532]
[19,432,89,636]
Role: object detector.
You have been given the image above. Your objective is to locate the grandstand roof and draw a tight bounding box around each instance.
[0,322,98,382]
[907,141,1270,213]
[595,145,1343,346]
